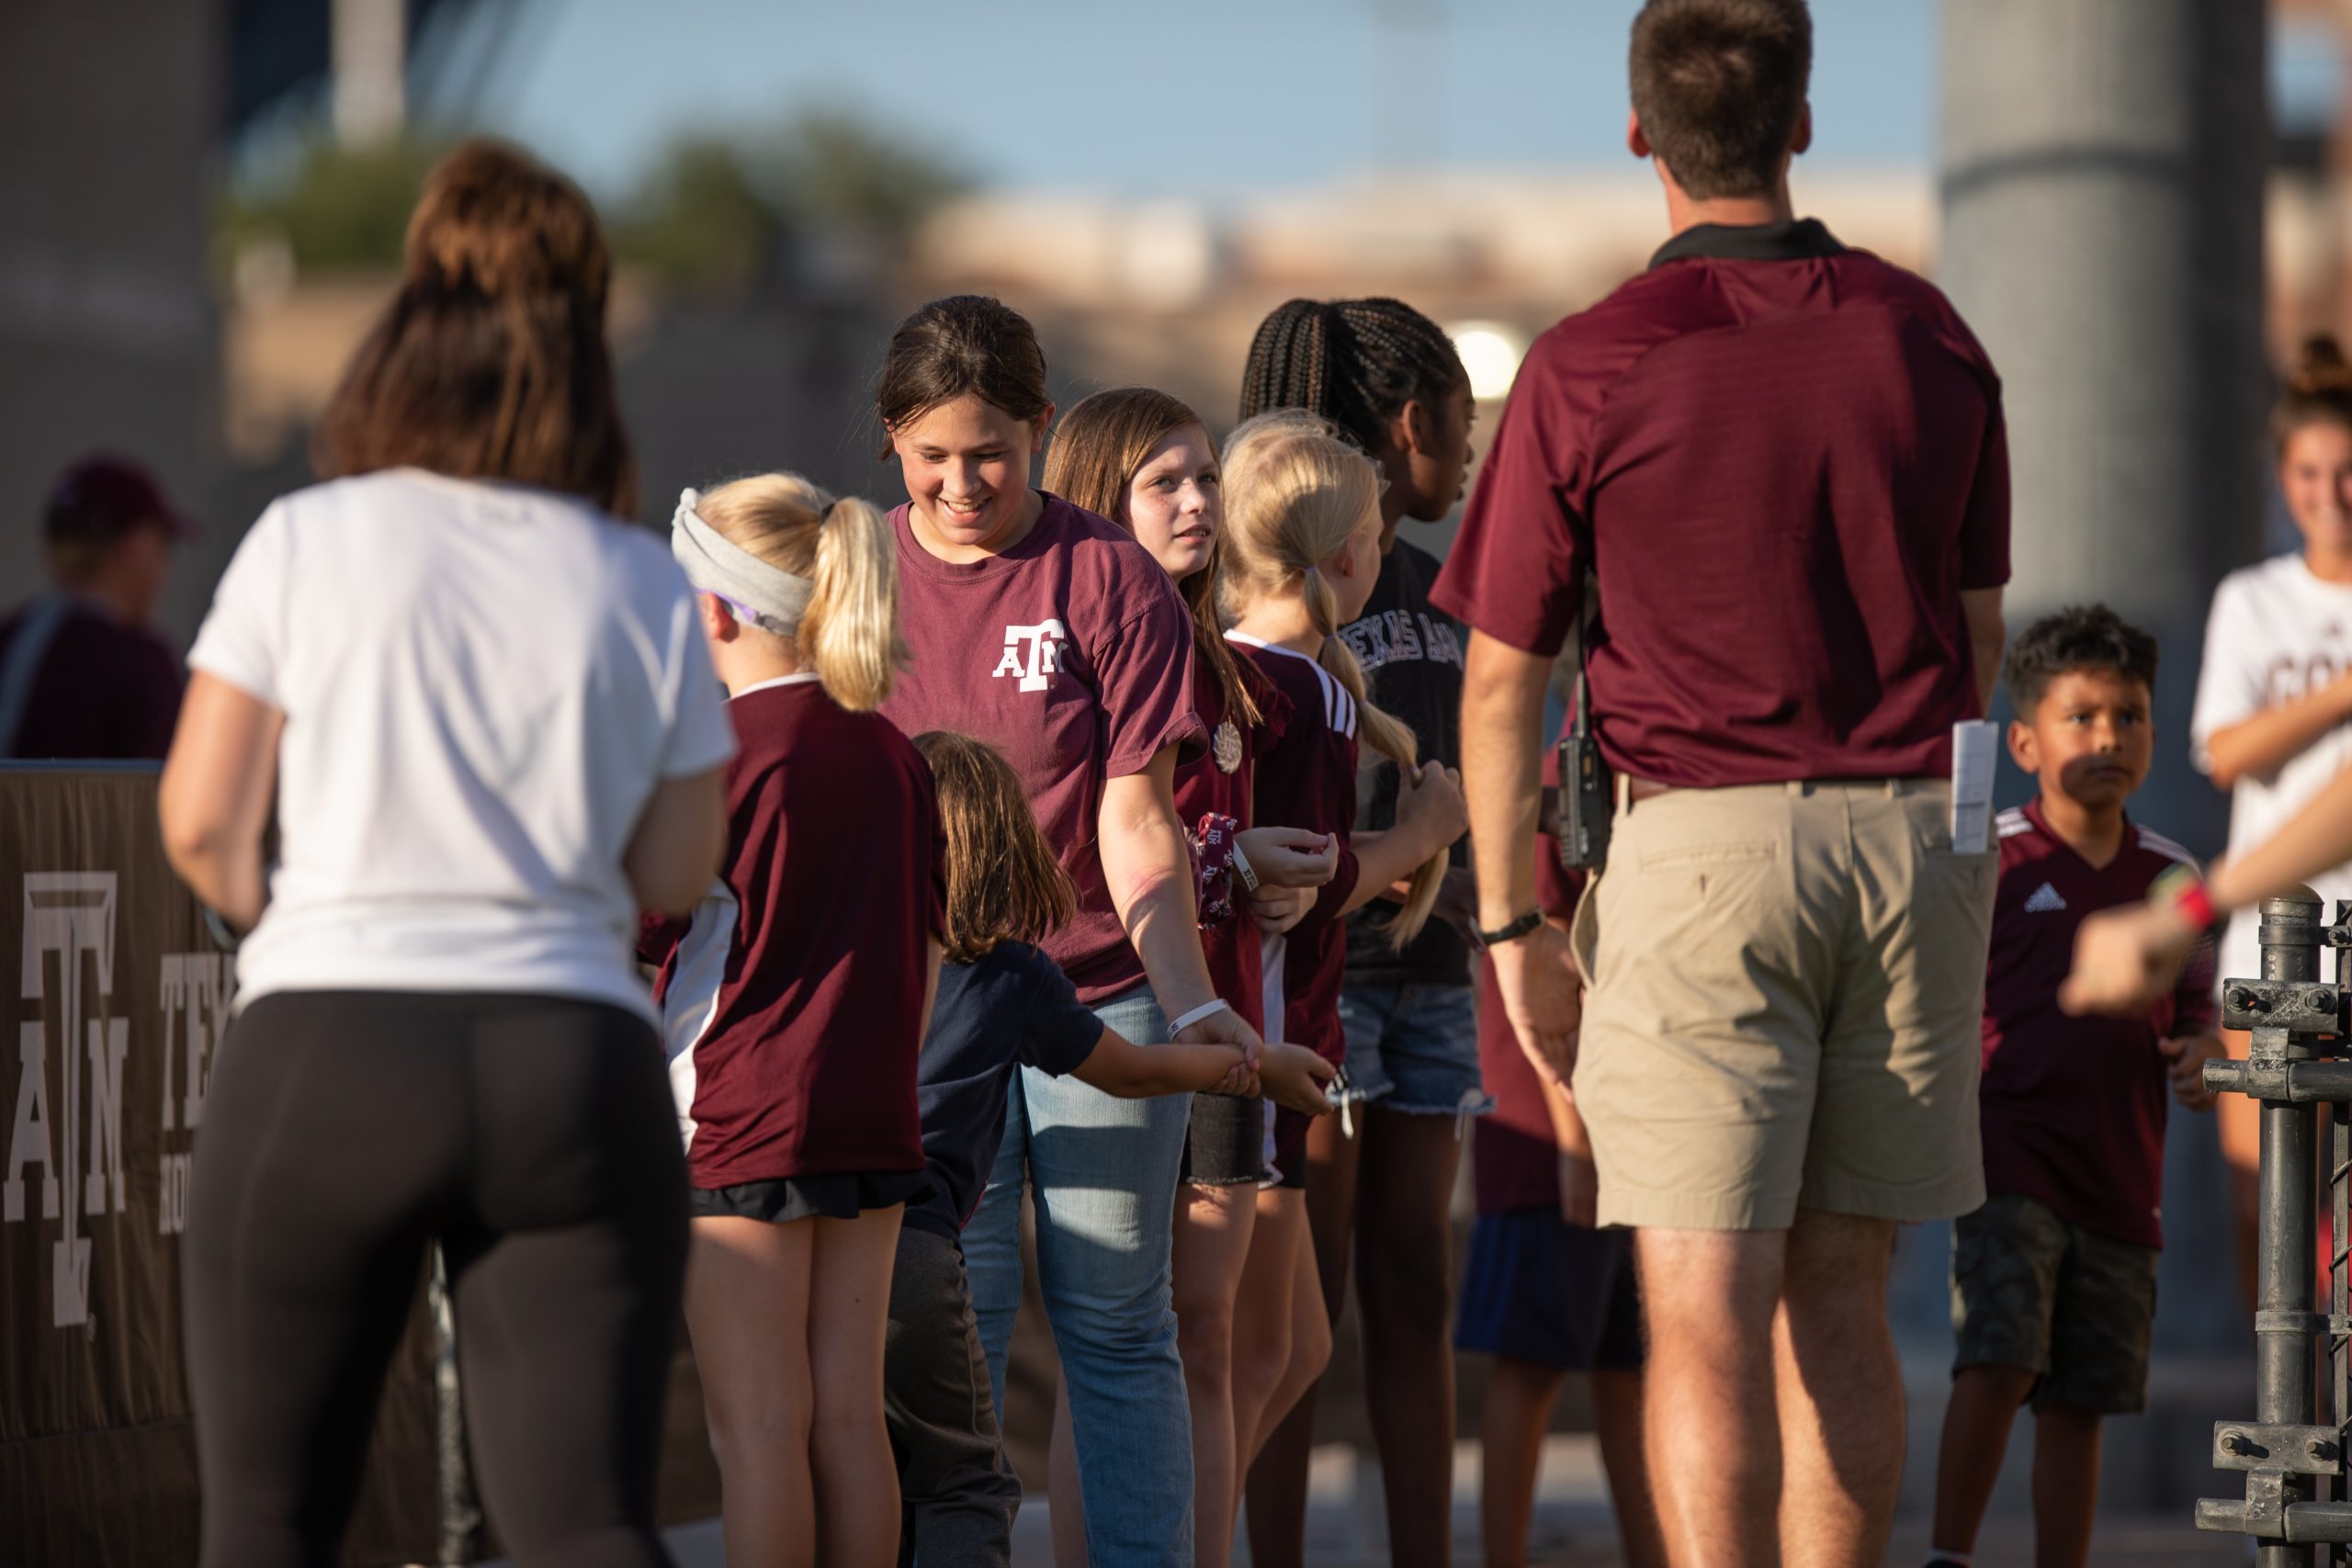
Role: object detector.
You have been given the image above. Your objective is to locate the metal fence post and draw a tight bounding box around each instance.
[429,1245,481,1566]
[2194,888,2352,1558]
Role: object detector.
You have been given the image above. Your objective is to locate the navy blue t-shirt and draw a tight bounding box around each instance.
[906,940,1105,1242]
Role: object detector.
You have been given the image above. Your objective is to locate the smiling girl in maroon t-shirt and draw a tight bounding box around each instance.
[867,297,1258,1565]
[646,472,941,1568]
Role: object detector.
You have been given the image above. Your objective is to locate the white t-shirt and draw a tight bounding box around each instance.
[2190,550,2352,989]
[188,468,736,1021]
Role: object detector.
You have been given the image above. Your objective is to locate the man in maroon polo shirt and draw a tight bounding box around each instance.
[1436,3,2010,1562]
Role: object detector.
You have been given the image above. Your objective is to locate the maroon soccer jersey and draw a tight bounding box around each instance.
[1232,635,1364,1168]
[648,678,944,1190]
[1981,800,2217,1247]
[1432,219,2009,788]
[882,494,1206,1004]
[1176,656,1290,1033]
[1473,800,1589,1215]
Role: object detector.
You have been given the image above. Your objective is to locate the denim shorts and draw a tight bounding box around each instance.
[1335,981,1492,1123]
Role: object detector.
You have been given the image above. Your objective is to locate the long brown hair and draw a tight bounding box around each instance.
[1043,387,1261,729]
[913,730,1076,964]
[691,474,907,711]
[313,140,636,516]
[1218,412,1446,949]
[2275,333,2352,456]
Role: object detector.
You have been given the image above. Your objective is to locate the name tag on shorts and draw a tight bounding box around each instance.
[1951,720,1998,853]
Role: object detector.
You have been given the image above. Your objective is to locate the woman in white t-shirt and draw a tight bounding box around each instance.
[157,142,732,1568]
[2191,333,2352,1304]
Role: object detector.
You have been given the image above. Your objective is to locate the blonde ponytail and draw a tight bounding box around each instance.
[691,473,908,711]
[802,495,906,711]
[1222,413,1448,951]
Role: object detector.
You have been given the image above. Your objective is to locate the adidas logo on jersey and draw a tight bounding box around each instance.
[2023,883,2067,914]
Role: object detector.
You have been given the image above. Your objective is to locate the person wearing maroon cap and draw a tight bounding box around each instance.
[1438,3,2009,1563]
[0,454,191,759]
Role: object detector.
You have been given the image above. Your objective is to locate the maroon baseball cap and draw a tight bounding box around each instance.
[43,455,198,547]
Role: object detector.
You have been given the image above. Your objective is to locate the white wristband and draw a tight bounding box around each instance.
[1169,998,1233,1034]
[1230,841,1260,893]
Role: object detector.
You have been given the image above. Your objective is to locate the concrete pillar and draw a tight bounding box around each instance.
[1940,0,2267,652]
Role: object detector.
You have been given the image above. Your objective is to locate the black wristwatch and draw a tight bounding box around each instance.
[1475,908,1545,950]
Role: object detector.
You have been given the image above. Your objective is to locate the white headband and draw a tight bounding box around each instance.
[671,488,814,637]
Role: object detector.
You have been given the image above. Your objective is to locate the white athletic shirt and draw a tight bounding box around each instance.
[187,468,737,1021]
[2190,551,2352,990]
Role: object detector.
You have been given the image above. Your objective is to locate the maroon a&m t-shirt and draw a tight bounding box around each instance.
[647,678,944,1190]
[1981,800,2217,1248]
[1432,219,2010,787]
[882,494,1206,1004]
[1176,655,1290,1033]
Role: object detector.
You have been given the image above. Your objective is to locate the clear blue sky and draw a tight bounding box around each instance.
[435,0,1938,198]
[426,1,2339,200]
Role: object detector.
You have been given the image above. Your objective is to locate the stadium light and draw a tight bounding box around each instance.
[1448,321,1525,400]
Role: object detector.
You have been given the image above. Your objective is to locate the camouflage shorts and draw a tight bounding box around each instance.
[1951,1191,2157,1416]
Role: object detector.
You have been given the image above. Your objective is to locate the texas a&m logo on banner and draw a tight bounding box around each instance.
[4,869,230,1331]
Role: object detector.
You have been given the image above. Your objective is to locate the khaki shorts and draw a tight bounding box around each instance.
[1568,778,1995,1231]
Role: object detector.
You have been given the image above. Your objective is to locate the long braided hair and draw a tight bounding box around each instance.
[1218,411,1446,950]
[1043,388,1261,730]
[1238,298,1467,457]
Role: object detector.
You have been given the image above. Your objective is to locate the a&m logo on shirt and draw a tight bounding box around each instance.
[993,619,1070,693]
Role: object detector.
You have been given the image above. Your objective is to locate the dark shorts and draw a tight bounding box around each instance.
[1182,1091,1264,1187]
[1336,981,1492,1119]
[688,1168,932,1224]
[1951,1191,2157,1416]
[1455,1209,1644,1371]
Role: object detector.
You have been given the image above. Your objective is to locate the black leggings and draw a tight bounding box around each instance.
[182,990,689,1568]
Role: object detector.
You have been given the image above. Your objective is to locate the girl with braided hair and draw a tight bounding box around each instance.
[1042,388,1341,1568]
[1237,297,1487,1568]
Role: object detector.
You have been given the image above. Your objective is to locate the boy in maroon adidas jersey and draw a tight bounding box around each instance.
[1926,605,2222,1568]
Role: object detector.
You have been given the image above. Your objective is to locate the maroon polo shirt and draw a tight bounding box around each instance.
[0,597,182,760]
[1432,218,2010,787]
[1981,800,2216,1248]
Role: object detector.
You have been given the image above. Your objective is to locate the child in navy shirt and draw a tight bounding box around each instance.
[1927,606,2222,1568]
[888,730,1334,1568]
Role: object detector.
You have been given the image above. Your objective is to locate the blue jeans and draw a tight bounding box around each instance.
[1335,981,1491,1121]
[963,984,1194,1567]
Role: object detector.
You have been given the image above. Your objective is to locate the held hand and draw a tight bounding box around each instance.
[1208,1053,1261,1098]
[2060,903,2199,1019]
[1257,1042,1337,1115]
[1394,760,1468,854]
[1557,1148,1600,1229]
[2161,1030,2226,1111]
[1250,884,1315,935]
[1178,1003,1264,1073]
[1490,919,1583,1076]
[1238,826,1340,889]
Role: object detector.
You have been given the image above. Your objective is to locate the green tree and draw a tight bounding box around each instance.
[611,136,787,296]
[222,136,447,272]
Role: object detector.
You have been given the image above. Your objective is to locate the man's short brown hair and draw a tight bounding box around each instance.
[1629,0,1813,201]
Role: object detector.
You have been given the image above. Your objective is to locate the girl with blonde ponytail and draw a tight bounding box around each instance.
[1212,412,1466,1492]
[650,471,940,1567]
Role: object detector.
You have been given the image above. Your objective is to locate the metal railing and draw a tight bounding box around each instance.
[2200,889,2352,1563]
